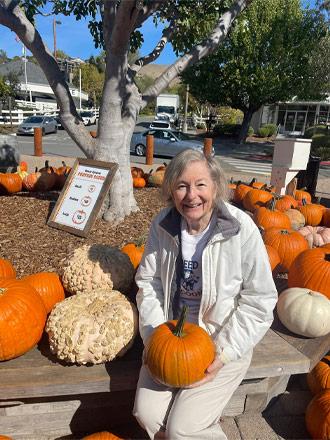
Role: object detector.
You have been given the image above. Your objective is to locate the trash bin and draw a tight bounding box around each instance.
[296,154,321,197]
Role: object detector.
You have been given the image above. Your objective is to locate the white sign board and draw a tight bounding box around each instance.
[48,158,118,237]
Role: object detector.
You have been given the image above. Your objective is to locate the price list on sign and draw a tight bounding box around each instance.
[54,165,109,229]
[48,158,118,237]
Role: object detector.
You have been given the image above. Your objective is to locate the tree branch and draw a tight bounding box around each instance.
[0,1,95,157]
[130,25,174,74]
[141,0,252,106]
[134,0,165,28]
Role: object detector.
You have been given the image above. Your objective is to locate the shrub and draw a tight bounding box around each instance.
[213,123,241,136]
[196,122,206,130]
[312,146,330,161]
[311,133,330,149]
[217,107,243,125]
[258,126,270,138]
[248,126,254,136]
[304,124,328,138]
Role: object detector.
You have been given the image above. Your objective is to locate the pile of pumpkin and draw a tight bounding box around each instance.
[229,178,330,330]
[0,240,146,364]
[305,353,330,440]
[131,163,167,188]
[0,160,72,195]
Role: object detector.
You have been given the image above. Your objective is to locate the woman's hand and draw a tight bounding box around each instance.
[184,356,224,389]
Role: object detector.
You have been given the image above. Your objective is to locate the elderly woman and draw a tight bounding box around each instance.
[133,149,277,440]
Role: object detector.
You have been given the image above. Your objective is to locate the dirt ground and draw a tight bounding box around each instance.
[0,188,166,278]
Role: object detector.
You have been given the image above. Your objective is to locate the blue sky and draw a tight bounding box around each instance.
[0,0,318,65]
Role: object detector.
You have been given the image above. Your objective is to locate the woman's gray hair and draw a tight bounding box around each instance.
[161,149,229,205]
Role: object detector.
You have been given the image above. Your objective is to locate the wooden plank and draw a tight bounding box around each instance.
[272,311,330,370]
[245,329,310,379]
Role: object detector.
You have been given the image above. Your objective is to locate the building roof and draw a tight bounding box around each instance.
[0,59,49,85]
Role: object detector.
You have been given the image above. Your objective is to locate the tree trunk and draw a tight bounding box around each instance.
[237,108,255,144]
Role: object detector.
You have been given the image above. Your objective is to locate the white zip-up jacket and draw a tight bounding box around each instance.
[135,201,278,364]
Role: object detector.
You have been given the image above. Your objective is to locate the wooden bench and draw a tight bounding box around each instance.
[0,277,329,439]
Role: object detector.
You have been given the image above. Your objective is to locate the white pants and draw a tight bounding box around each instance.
[133,349,252,440]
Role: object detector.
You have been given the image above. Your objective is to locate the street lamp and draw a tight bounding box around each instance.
[53,18,62,59]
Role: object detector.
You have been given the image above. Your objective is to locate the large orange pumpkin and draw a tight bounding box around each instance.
[253,198,291,230]
[0,279,47,360]
[307,355,330,396]
[22,272,65,314]
[297,201,325,226]
[233,183,252,205]
[274,194,298,211]
[145,305,215,387]
[288,247,330,299]
[82,432,123,440]
[0,258,16,279]
[242,188,273,213]
[322,209,330,227]
[262,227,309,272]
[121,243,145,269]
[265,245,281,271]
[305,389,330,440]
[0,173,22,194]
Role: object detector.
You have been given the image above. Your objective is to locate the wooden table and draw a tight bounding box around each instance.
[1,276,329,438]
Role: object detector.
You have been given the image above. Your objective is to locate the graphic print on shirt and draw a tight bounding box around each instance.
[181,259,202,299]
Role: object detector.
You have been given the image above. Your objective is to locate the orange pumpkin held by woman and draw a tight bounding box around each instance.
[145,305,215,388]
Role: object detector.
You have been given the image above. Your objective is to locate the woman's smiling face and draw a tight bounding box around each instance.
[172,160,216,234]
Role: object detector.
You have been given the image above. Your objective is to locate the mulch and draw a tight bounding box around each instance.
[0,188,166,278]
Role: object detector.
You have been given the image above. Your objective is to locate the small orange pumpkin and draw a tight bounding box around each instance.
[305,389,330,440]
[22,168,41,191]
[133,176,146,188]
[307,355,330,396]
[22,272,65,314]
[0,258,16,279]
[121,242,145,269]
[0,172,22,194]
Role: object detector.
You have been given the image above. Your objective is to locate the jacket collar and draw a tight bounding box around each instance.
[159,200,241,242]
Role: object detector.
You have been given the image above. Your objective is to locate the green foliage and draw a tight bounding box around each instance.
[259,123,277,137]
[248,126,254,136]
[0,49,9,64]
[72,63,104,106]
[311,133,330,149]
[181,0,328,142]
[217,107,243,125]
[304,124,328,138]
[258,126,271,138]
[213,123,241,136]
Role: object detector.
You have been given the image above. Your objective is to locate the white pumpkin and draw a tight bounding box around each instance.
[277,288,330,338]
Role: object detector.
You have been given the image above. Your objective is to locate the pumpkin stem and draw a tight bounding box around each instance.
[302,198,307,206]
[173,305,188,337]
[325,253,330,262]
[268,197,276,211]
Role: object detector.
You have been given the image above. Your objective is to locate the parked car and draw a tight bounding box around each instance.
[149,120,172,130]
[80,111,97,126]
[17,116,58,135]
[54,116,64,130]
[130,128,212,158]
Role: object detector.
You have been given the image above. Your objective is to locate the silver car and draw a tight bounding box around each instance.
[17,116,58,135]
[130,129,208,157]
